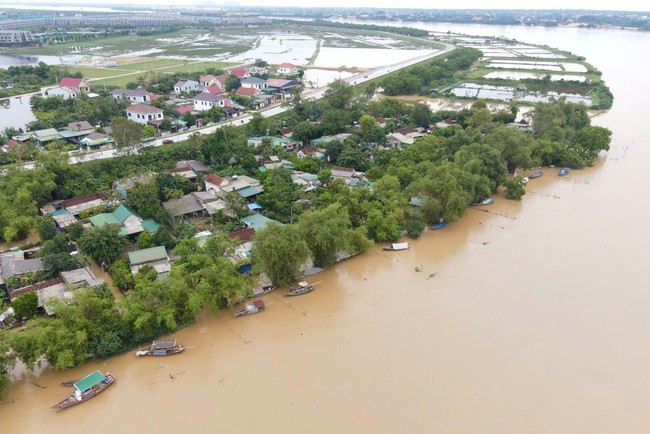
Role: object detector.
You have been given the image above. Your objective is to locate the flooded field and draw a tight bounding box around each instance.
[484,71,587,81]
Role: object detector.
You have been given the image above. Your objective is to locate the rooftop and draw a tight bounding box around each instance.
[128,246,168,266]
[126,104,163,114]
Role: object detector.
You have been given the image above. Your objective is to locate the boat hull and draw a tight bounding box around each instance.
[284,286,314,296]
[52,373,115,411]
[142,346,185,357]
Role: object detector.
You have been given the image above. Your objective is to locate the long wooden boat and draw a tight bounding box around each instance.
[432,221,449,230]
[234,300,265,317]
[250,285,277,297]
[136,338,184,357]
[285,281,314,296]
[383,242,410,251]
[52,371,115,411]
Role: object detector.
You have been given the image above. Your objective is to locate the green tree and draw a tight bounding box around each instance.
[324,78,354,110]
[143,125,156,137]
[126,179,162,219]
[485,125,535,174]
[505,176,527,200]
[298,204,361,267]
[12,291,39,320]
[225,74,241,92]
[36,217,57,242]
[137,230,154,249]
[257,169,301,223]
[412,103,433,128]
[110,117,143,151]
[41,233,83,275]
[574,126,612,163]
[152,226,176,250]
[78,224,128,265]
[109,260,135,291]
[252,223,309,286]
[0,331,16,398]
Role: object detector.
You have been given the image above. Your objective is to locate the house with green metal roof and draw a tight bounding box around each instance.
[241,214,282,231]
[90,204,160,237]
[128,246,171,276]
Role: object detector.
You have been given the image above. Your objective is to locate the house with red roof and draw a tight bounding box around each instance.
[199,74,219,87]
[204,85,225,95]
[229,68,248,79]
[58,77,90,93]
[235,87,262,97]
[277,63,298,75]
[126,104,164,125]
[176,106,194,115]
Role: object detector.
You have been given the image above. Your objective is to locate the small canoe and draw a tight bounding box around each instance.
[61,380,78,387]
[529,171,543,179]
[432,221,449,230]
[558,167,570,176]
[234,300,265,317]
[383,242,410,251]
[52,371,115,411]
[136,338,184,357]
[470,197,493,206]
[285,281,314,296]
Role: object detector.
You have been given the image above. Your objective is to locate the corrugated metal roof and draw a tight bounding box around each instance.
[128,246,168,266]
[74,371,105,392]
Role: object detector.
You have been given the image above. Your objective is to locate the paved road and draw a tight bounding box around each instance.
[34,42,455,167]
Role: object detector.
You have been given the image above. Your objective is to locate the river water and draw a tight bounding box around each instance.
[2,23,650,433]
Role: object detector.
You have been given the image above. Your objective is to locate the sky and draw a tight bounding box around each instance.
[0,0,649,12]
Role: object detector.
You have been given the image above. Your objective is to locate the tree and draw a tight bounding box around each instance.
[152,226,175,250]
[0,330,16,398]
[143,125,156,137]
[12,291,39,320]
[41,233,83,275]
[126,179,162,219]
[78,224,128,265]
[573,126,612,163]
[247,112,272,137]
[109,260,135,291]
[292,121,319,144]
[257,169,301,223]
[505,176,527,200]
[225,74,241,92]
[485,125,535,174]
[337,144,369,171]
[36,217,57,242]
[412,103,433,128]
[137,230,154,249]
[252,223,309,286]
[298,204,361,267]
[111,117,143,154]
[324,78,354,110]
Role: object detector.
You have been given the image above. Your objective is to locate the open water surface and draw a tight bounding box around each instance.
[1,23,649,433]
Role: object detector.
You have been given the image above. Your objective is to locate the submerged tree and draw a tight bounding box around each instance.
[251,223,309,286]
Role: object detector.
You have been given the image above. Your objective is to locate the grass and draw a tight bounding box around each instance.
[66,66,132,78]
[90,74,143,88]
[116,59,186,70]
[158,61,237,73]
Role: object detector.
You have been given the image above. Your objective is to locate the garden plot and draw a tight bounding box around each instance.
[487,62,563,71]
[449,83,516,101]
[561,62,588,72]
[484,71,587,82]
[520,92,592,105]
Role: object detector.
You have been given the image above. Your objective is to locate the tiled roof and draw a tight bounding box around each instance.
[205,174,227,186]
[126,104,162,114]
[67,120,93,131]
[61,192,107,208]
[59,77,84,87]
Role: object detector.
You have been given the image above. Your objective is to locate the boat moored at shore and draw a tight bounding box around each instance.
[136,339,184,357]
[234,300,266,317]
[285,281,314,296]
[52,371,115,411]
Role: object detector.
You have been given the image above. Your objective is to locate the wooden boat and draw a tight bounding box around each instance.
[470,197,494,206]
[233,300,265,317]
[432,221,449,230]
[61,379,78,387]
[52,371,115,411]
[529,171,543,179]
[136,338,184,357]
[250,285,277,297]
[285,281,314,296]
[383,242,410,251]
[558,167,570,176]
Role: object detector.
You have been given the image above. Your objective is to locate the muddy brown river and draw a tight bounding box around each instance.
[2,24,649,433]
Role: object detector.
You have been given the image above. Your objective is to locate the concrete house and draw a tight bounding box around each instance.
[109,88,151,103]
[58,77,90,94]
[241,77,267,90]
[173,79,200,94]
[128,246,171,276]
[46,86,77,99]
[277,63,297,75]
[126,104,164,125]
[193,93,226,111]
